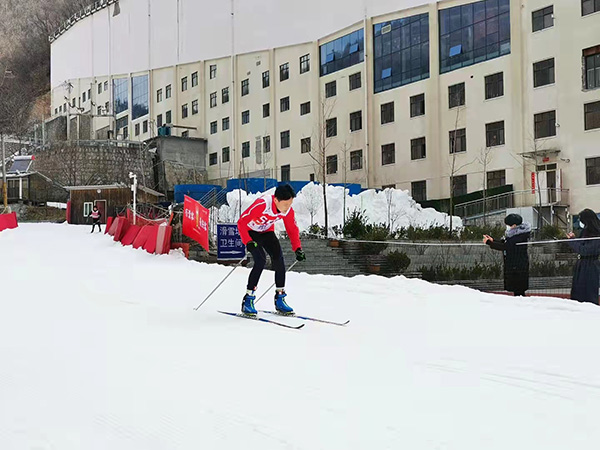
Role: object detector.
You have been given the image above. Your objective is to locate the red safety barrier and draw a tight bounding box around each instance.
[133,225,153,249]
[121,225,142,246]
[66,201,72,224]
[155,225,173,255]
[171,243,190,258]
[107,217,119,236]
[0,212,18,232]
[113,217,130,242]
[105,216,114,234]
[142,226,159,254]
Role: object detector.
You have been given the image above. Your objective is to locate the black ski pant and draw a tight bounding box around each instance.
[91,220,102,233]
[246,231,285,291]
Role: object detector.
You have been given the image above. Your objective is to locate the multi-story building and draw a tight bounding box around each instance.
[49,0,600,217]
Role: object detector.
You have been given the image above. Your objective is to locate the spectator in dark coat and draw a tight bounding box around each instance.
[567,209,600,305]
[483,214,531,297]
[90,206,102,233]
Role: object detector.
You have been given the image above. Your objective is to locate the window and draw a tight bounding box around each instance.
[439,1,511,74]
[88,88,91,100]
[449,128,467,153]
[210,64,217,79]
[192,71,198,87]
[584,46,600,89]
[98,83,102,95]
[182,103,188,119]
[534,110,556,138]
[410,94,425,117]
[310,174,315,181]
[585,101,600,130]
[485,72,504,99]
[181,77,188,91]
[326,118,337,137]
[241,79,249,96]
[83,202,93,218]
[157,88,163,103]
[586,157,600,185]
[452,175,468,197]
[582,0,600,16]
[262,71,270,88]
[222,117,230,130]
[532,6,554,32]
[533,58,555,87]
[280,97,290,112]
[182,131,189,138]
[112,78,129,114]
[350,111,362,131]
[280,62,289,81]
[209,152,218,165]
[104,81,108,91]
[486,121,505,146]
[116,115,128,139]
[143,120,148,133]
[411,137,426,160]
[325,81,337,98]
[351,150,363,170]
[281,131,290,149]
[222,87,229,104]
[166,84,172,99]
[448,83,465,108]
[210,92,217,108]
[349,72,362,91]
[242,110,250,124]
[192,99,199,115]
[131,75,149,120]
[300,102,311,116]
[411,181,427,202]
[320,29,364,76]
[97,106,101,115]
[210,121,217,134]
[166,110,172,124]
[301,137,311,154]
[327,155,338,174]
[281,164,291,182]
[300,54,310,74]
[381,102,395,124]
[382,143,395,165]
[82,91,86,102]
[263,103,270,118]
[263,135,271,153]
[373,13,430,93]
[222,147,230,163]
[157,114,163,127]
[242,141,250,158]
[487,170,506,189]
[135,123,140,136]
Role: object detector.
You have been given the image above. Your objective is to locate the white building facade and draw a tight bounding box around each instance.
[50,0,600,216]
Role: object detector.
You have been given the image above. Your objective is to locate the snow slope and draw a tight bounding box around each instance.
[218,183,463,234]
[1,223,599,449]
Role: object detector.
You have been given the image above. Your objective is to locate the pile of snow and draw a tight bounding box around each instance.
[1,223,600,449]
[218,183,462,233]
[46,202,68,209]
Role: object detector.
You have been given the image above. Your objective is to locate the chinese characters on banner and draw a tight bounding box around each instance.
[217,224,246,260]
[183,195,210,251]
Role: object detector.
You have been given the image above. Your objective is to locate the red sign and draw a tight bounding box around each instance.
[183,195,210,251]
[531,172,536,193]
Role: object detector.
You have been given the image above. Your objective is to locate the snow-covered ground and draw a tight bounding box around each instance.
[218,183,463,234]
[1,223,600,449]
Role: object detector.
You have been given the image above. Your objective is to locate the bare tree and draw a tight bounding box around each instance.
[478,145,494,226]
[302,184,323,226]
[308,98,336,237]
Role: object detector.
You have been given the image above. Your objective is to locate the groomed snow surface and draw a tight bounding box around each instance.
[218,183,463,233]
[2,223,600,449]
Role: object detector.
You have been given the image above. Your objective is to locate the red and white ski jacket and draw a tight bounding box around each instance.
[91,210,101,220]
[237,195,302,251]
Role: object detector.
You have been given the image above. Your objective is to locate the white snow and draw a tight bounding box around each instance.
[1,223,600,449]
[46,202,68,209]
[218,183,463,234]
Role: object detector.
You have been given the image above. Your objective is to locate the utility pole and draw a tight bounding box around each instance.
[129,172,138,225]
[1,133,7,210]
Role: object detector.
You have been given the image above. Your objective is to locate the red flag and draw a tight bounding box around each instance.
[183,195,210,251]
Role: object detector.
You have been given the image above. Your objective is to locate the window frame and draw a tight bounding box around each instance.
[382,143,396,165]
[350,149,363,171]
[584,101,600,131]
[241,110,250,125]
[241,79,249,96]
[263,103,270,118]
[485,72,504,99]
[222,87,230,103]
[533,58,555,88]
[410,137,426,160]
[280,62,290,81]
[209,152,218,166]
[181,76,188,92]
[326,118,338,137]
[485,121,505,147]
[301,137,311,154]
[280,96,290,112]
[281,130,290,149]
[381,102,395,124]
[300,54,310,74]
[411,181,427,202]
[448,82,466,108]
[210,64,217,79]
[210,121,218,134]
[534,110,557,139]
[410,94,425,118]
[586,157,600,185]
[191,71,198,87]
[210,92,217,108]
[326,155,338,174]
[350,111,362,132]
[325,81,337,98]
[349,72,362,91]
[300,102,311,116]
[532,5,554,32]
[449,128,467,153]
[262,71,270,88]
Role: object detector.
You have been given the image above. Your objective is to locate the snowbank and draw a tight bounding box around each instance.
[218,183,462,233]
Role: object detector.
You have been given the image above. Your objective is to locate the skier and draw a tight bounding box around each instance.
[567,209,600,305]
[483,213,531,297]
[237,184,306,315]
[90,205,102,233]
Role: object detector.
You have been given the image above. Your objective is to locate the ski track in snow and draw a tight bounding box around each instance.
[1,223,600,449]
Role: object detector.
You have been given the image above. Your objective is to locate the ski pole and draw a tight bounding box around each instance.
[254,260,299,304]
[194,257,247,311]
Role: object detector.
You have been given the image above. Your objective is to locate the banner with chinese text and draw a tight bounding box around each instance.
[183,195,210,251]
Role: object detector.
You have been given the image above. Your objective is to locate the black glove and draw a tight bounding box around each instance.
[295,248,306,262]
[246,241,259,252]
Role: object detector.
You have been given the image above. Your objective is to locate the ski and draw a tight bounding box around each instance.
[217,311,305,330]
[259,310,350,326]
